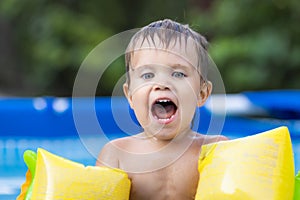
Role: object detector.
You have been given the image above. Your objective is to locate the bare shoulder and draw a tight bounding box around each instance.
[193,133,229,146]
[96,138,126,168]
[96,136,134,167]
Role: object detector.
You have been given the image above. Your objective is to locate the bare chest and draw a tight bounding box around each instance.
[128,154,199,200]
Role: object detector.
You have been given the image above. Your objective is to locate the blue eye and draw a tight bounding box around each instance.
[172,71,186,78]
[141,72,154,80]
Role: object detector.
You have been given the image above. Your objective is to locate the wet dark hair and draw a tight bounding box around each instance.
[125,19,210,85]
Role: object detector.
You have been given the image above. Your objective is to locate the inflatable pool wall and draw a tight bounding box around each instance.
[0,91,300,138]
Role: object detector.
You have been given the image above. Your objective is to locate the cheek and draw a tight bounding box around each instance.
[132,95,147,111]
[176,82,199,118]
[180,95,198,116]
[177,97,198,128]
[130,89,150,124]
[177,80,200,103]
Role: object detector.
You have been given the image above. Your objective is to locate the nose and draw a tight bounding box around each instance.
[153,83,169,91]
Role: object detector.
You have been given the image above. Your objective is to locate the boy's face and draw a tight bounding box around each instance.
[124,37,211,140]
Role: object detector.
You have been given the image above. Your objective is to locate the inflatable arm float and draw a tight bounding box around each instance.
[17,126,298,199]
[17,148,131,200]
[196,126,296,200]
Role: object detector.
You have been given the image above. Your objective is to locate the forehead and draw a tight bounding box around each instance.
[129,34,199,70]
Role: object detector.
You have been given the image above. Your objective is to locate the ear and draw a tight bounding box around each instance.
[123,83,134,108]
[197,81,212,107]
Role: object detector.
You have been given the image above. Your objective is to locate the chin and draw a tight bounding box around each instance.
[155,134,177,141]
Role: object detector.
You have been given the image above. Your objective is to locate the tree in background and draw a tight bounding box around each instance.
[0,0,299,96]
[188,0,300,92]
[0,0,187,96]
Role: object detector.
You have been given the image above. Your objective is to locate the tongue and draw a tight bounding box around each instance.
[152,103,176,119]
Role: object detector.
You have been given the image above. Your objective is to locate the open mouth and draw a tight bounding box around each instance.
[151,99,178,123]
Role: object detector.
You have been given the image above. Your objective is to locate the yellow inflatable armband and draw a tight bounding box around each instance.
[196,126,294,200]
[18,148,131,200]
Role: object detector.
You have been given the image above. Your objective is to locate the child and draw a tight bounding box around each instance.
[96,19,227,200]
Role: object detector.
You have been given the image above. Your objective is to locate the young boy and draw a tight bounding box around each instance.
[96,19,227,200]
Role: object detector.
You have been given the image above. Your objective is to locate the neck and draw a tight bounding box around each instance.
[141,128,196,147]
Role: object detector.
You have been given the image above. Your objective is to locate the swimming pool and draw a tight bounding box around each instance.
[1,91,300,199]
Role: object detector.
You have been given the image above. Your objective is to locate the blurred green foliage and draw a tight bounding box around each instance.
[0,0,299,96]
[188,0,300,92]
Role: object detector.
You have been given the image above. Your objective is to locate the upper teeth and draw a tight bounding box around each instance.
[157,99,170,103]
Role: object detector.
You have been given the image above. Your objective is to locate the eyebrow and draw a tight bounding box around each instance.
[171,63,188,68]
[170,63,195,71]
